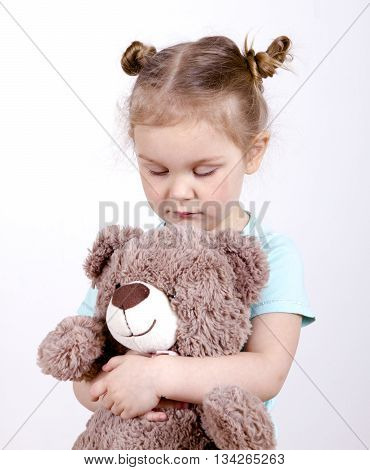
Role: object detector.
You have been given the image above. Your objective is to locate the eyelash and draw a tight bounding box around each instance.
[148,169,217,178]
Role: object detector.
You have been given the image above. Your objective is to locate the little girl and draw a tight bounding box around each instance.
[73,34,316,445]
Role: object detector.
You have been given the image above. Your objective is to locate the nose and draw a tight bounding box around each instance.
[168,174,196,201]
[112,283,150,310]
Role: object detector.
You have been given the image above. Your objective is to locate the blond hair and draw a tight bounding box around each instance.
[120,34,293,156]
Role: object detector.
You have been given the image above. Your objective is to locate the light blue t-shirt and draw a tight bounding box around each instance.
[77,211,316,439]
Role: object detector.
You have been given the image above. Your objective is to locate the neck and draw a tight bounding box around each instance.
[211,205,250,233]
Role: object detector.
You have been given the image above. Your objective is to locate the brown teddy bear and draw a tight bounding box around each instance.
[37,223,276,450]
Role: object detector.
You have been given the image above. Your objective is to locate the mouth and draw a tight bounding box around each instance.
[117,319,157,338]
[175,211,201,218]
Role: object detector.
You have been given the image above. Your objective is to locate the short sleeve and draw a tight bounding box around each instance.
[77,286,98,316]
[250,233,316,328]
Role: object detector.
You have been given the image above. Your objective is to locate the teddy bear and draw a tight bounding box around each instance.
[37,222,276,450]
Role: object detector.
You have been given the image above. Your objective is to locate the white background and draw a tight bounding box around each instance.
[0,0,369,450]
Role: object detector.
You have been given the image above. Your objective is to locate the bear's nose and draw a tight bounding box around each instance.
[112,282,150,310]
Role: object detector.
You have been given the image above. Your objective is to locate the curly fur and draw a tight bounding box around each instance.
[73,407,209,450]
[37,316,106,381]
[37,223,275,450]
[201,385,277,449]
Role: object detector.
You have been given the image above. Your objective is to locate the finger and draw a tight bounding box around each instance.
[102,356,124,371]
[111,402,122,416]
[90,382,107,402]
[120,408,133,420]
[144,411,168,422]
[101,394,114,411]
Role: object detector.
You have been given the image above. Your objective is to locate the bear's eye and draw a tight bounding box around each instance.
[115,283,121,289]
[167,292,176,300]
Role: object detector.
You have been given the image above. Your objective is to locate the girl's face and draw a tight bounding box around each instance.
[134,120,264,232]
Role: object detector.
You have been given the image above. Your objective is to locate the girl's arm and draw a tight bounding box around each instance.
[153,312,302,404]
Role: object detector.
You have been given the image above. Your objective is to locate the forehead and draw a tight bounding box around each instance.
[134,120,237,164]
[137,154,224,165]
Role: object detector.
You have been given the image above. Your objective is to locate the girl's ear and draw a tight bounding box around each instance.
[83,225,144,287]
[215,230,270,307]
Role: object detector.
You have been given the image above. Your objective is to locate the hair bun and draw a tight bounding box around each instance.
[121,40,157,76]
[243,35,293,92]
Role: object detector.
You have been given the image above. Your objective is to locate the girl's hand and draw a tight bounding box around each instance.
[92,349,185,421]
[123,350,189,422]
[90,352,161,419]
[144,397,187,422]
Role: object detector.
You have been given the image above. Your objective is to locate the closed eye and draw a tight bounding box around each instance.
[149,169,217,177]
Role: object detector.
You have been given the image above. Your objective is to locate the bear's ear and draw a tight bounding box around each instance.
[215,230,270,307]
[83,225,144,288]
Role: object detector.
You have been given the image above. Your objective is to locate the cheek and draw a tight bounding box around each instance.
[141,176,162,203]
[201,174,243,217]
[205,172,241,203]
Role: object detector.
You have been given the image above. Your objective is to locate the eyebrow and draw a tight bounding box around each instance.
[137,154,225,165]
